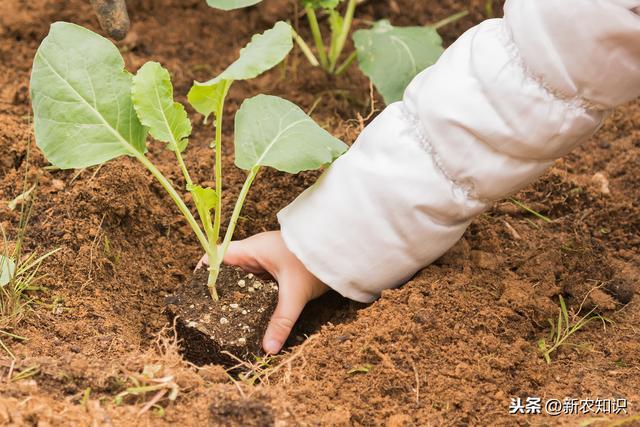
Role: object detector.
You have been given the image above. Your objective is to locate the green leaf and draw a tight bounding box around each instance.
[188,184,217,213]
[187,80,230,124]
[0,256,16,287]
[353,20,445,105]
[205,0,262,10]
[187,184,217,238]
[132,62,191,153]
[30,22,147,169]
[302,0,341,10]
[188,21,293,120]
[234,95,348,173]
[329,9,344,35]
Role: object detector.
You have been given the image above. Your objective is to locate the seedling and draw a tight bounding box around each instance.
[298,0,360,74]
[206,0,359,75]
[30,22,347,301]
[113,364,179,416]
[537,295,611,364]
[206,1,466,104]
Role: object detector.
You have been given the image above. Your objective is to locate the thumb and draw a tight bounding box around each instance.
[223,240,266,274]
[263,274,307,354]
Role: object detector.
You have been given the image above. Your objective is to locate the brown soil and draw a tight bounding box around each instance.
[0,0,638,426]
[167,265,278,366]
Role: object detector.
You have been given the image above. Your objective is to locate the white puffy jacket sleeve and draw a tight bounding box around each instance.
[278,0,640,303]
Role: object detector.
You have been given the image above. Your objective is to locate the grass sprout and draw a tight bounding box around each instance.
[510,198,553,223]
[1,145,60,359]
[113,364,179,416]
[538,295,611,364]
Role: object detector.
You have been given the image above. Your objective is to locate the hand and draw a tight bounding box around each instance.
[197,231,329,354]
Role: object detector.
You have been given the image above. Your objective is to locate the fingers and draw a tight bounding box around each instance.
[263,274,308,354]
[195,253,209,271]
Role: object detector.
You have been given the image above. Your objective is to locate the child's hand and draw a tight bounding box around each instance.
[197,231,329,354]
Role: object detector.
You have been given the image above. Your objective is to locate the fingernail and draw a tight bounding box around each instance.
[264,339,281,354]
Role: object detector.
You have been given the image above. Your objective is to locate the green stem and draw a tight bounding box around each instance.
[292,28,320,67]
[205,80,233,301]
[335,51,357,76]
[329,0,357,72]
[216,166,260,271]
[432,10,469,30]
[134,154,210,259]
[212,81,231,249]
[173,147,193,187]
[327,10,340,67]
[305,6,328,70]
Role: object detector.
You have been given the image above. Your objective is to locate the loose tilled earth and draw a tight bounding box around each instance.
[0,0,639,425]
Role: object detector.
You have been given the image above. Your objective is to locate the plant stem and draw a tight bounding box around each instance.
[329,0,357,72]
[335,51,357,76]
[168,131,193,187]
[204,81,232,301]
[432,10,469,30]
[134,153,210,258]
[305,6,329,69]
[292,28,320,67]
[212,82,231,249]
[216,165,260,271]
[327,10,340,68]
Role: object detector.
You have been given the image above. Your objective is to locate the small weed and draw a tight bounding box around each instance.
[538,295,611,364]
[510,198,553,223]
[10,364,40,382]
[223,351,279,387]
[1,148,59,359]
[113,364,179,416]
[347,364,372,374]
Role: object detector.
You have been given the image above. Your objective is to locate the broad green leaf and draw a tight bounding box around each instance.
[188,21,293,120]
[206,0,262,10]
[132,62,191,153]
[353,20,445,105]
[0,256,16,287]
[30,22,147,169]
[234,95,348,173]
[199,21,292,83]
[303,0,341,10]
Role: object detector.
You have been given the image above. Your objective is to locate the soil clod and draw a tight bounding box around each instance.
[166,265,278,366]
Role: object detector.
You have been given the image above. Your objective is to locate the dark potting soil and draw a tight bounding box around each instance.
[166,265,278,366]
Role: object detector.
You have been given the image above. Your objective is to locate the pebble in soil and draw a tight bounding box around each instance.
[165,265,278,366]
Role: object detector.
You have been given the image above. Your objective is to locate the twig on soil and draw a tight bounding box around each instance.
[138,388,168,415]
[411,361,420,405]
[306,95,324,116]
[6,359,15,382]
[502,219,521,240]
[369,345,402,374]
[86,214,106,284]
